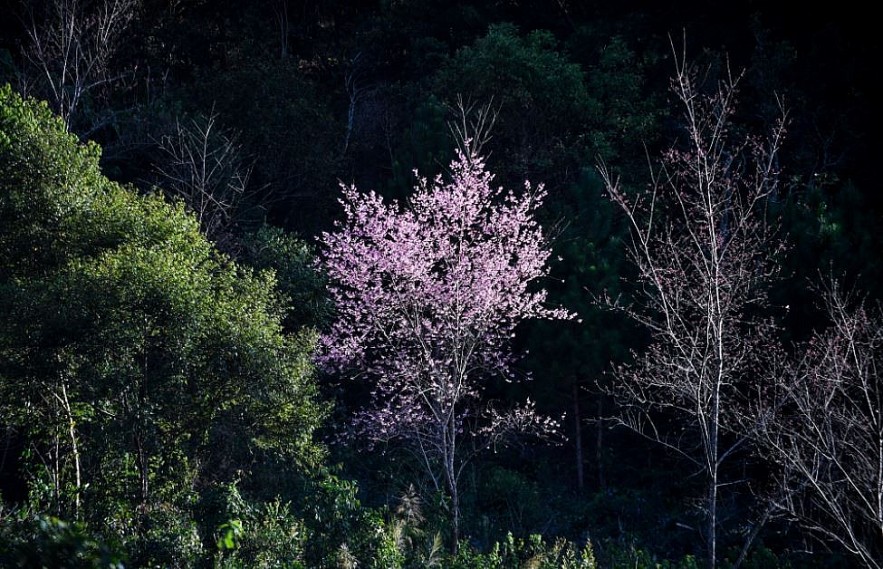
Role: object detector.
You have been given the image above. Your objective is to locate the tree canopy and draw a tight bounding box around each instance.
[0,84,326,566]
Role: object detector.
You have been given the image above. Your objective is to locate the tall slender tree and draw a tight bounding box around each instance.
[598,49,787,568]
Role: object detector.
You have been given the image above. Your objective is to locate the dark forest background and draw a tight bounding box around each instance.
[0,0,880,567]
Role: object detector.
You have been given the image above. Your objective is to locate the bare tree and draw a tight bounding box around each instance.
[757,282,883,568]
[153,113,259,252]
[447,94,498,160]
[342,52,369,156]
[22,0,139,132]
[272,0,291,59]
[598,47,787,569]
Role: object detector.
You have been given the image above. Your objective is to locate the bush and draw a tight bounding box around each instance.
[0,509,125,569]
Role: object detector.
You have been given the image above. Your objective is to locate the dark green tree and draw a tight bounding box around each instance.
[432,23,592,190]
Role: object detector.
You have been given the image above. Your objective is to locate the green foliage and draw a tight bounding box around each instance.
[0,84,326,563]
[433,23,592,187]
[301,473,378,568]
[210,482,308,568]
[581,36,661,167]
[241,224,331,330]
[449,533,597,569]
[0,510,125,569]
[124,504,203,568]
[217,518,243,551]
[724,546,787,569]
[595,541,698,569]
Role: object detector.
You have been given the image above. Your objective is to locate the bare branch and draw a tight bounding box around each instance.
[446,94,499,161]
[22,0,139,131]
[757,280,883,568]
[598,47,787,569]
[153,112,263,252]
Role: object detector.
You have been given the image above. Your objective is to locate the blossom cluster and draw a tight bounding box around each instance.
[319,147,572,449]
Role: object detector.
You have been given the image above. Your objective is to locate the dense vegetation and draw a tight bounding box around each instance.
[0,1,879,567]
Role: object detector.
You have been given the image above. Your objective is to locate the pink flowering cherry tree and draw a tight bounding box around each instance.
[319,144,572,548]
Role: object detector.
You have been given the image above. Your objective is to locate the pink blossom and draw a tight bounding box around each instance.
[318,144,572,540]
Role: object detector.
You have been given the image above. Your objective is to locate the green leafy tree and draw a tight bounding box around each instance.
[240,224,331,331]
[432,23,593,189]
[0,85,326,564]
